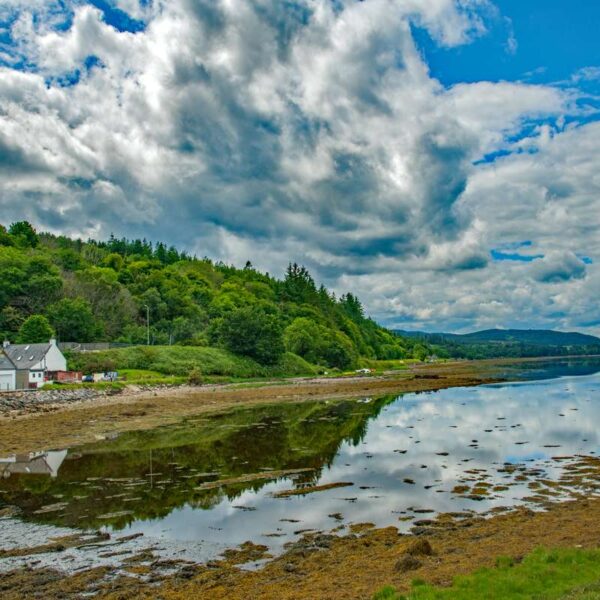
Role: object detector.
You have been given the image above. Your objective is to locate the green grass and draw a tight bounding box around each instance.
[118,369,186,385]
[66,345,318,380]
[373,547,600,600]
[358,358,416,372]
[43,381,126,391]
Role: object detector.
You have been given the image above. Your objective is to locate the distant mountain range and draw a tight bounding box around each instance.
[394,329,600,359]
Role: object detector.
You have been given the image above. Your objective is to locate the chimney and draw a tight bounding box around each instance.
[49,338,57,346]
[2,340,9,349]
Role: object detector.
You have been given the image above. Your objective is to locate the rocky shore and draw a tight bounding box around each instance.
[0,388,110,414]
[0,384,183,416]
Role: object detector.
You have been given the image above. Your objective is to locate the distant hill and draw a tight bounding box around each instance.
[395,328,600,359]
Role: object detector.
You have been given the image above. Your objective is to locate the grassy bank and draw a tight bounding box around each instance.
[66,345,319,381]
[374,547,600,600]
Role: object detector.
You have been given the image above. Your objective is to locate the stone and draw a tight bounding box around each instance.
[406,539,433,556]
[394,555,422,573]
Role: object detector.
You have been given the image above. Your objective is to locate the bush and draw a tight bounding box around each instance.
[187,368,203,385]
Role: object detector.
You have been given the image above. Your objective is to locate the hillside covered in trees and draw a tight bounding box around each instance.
[396,329,600,360]
[0,222,429,370]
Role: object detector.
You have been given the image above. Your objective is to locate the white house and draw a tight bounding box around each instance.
[1,339,67,390]
[0,353,16,392]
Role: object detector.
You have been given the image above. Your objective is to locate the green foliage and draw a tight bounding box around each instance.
[187,368,203,385]
[17,314,55,343]
[0,221,429,365]
[373,547,600,599]
[219,305,284,365]
[9,221,39,248]
[46,298,100,342]
[67,345,316,379]
[0,225,13,247]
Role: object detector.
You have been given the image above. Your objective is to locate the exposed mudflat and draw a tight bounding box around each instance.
[2,358,600,599]
[2,491,600,599]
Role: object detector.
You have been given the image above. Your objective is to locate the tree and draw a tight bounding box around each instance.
[321,331,356,369]
[17,314,55,343]
[46,298,99,342]
[0,225,13,247]
[69,267,136,338]
[9,221,39,248]
[0,306,25,336]
[58,248,84,271]
[220,305,284,364]
[414,343,429,362]
[283,318,322,364]
[281,263,317,303]
[340,293,364,321]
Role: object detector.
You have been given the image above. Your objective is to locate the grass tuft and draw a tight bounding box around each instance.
[374,547,600,600]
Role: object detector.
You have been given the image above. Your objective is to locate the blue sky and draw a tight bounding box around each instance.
[1,0,600,334]
[415,0,600,88]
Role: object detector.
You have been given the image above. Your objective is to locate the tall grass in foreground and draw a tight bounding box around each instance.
[373,547,600,599]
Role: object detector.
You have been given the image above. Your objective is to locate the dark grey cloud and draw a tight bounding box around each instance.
[531,252,587,284]
[1,0,598,334]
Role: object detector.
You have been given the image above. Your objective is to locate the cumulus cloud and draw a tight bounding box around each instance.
[530,251,587,284]
[0,0,598,333]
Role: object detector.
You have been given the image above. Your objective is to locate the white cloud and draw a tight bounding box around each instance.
[0,0,598,333]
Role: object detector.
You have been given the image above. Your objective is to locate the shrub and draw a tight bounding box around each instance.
[187,368,203,385]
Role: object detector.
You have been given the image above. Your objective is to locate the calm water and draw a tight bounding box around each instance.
[2,358,600,563]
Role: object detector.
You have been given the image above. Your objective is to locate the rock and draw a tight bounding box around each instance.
[178,565,198,579]
[406,539,433,556]
[0,505,21,518]
[410,526,434,536]
[313,534,334,549]
[284,562,297,573]
[395,555,422,573]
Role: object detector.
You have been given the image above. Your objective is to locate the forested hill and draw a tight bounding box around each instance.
[396,329,600,359]
[0,221,429,369]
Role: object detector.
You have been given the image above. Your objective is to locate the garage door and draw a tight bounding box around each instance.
[0,372,14,391]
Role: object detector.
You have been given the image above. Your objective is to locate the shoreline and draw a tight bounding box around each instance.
[0,354,595,455]
[2,479,600,599]
[1,357,600,598]
[0,359,504,455]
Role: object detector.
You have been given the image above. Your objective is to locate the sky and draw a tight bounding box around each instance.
[1,0,599,334]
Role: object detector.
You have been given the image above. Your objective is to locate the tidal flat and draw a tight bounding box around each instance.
[1,358,600,598]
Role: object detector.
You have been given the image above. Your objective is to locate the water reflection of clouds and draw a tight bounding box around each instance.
[120,373,600,560]
[4,370,600,566]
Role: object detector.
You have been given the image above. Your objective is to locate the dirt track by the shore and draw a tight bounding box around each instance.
[0,361,500,455]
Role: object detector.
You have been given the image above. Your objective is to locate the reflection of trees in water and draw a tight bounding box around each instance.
[0,395,396,530]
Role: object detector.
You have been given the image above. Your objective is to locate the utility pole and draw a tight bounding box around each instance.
[144,304,150,345]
